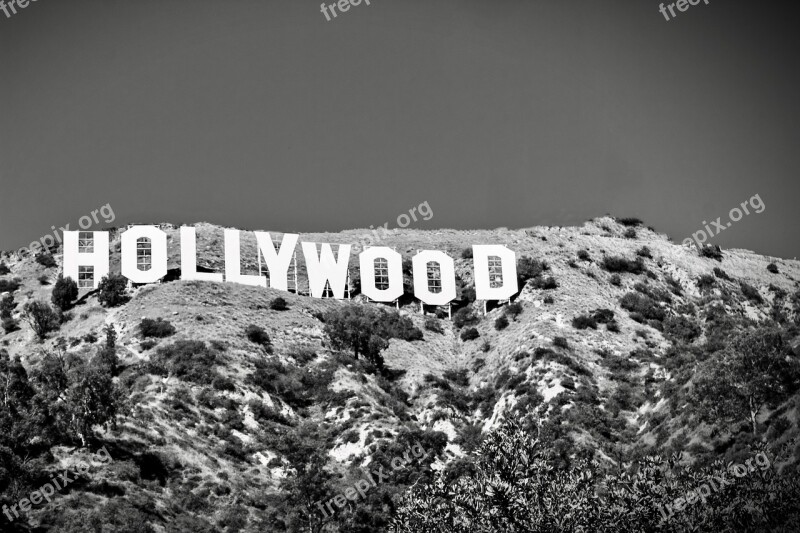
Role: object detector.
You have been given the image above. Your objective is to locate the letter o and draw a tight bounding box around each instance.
[79,215,93,229]
[731,464,747,478]
[121,226,168,283]
[412,250,456,306]
[391,457,404,469]
[729,207,743,222]
[396,214,411,228]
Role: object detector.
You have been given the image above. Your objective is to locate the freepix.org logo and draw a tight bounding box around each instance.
[0,0,39,20]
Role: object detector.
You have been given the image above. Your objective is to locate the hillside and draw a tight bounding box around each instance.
[1,216,799,533]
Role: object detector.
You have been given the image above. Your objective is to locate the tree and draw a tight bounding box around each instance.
[97,274,128,307]
[21,300,59,341]
[0,293,15,319]
[51,275,79,311]
[692,327,800,435]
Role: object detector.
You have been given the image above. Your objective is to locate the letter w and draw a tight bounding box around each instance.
[301,242,351,299]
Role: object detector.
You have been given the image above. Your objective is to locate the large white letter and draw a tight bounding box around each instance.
[412,250,456,306]
[473,245,518,300]
[224,229,267,287]
[359,247,403,302]
[302,242,351,299]
[120,226,167,284]
[63,231,109,289]
[254,232,298,292]
[180,226,223,282]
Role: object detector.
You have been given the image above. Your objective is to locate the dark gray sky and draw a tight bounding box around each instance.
[1,0,798,258]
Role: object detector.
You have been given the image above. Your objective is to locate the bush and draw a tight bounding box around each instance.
[517,257,550,286]
[0,262,9,275]
[767,263,779,274]
[51,275,79,311]
[620,292,665,321]
[245,324,272,350]
[607,320,621,333]
[617,217,643,227]
[38,274,50,285]
[22,300,60,341]
[577,250,591,262]
[553,336,569,349]
[460,248,473,259]
[140,339,157,351]
[0,293,15,319]
[572,315,597,330]
[494,315,509,331]
[531,276,558,290]
[623,228,637,239]
[453,307,479,329]
[461,327,480,341]
[270,297,289,311]
[98,274,129,307]
[543,295,554,304]
[139,318,177,338]
[602,256,645,275]
[636,246,652,258]
[149,340,220,385]
[2,317,19,333]
[699,244,723,261]
[0,278,21,293]
[425,316,444,334]
[592,308,615,324]
[504,302,523,320]
[741,282,763,304]
[713,267,731,281]
[696,274,716,293]
[663,315,701,343]
[610,274,622,287]
[35,253,57,268]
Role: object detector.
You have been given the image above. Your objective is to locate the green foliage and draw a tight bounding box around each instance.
[609,274,621,287]
[452,307,479,329]
[270,296,289,311]
[52,275,79,311]
[97,274,129,307]
[553,336,569,349]
[139,317,177,338]
[460,327,479,341]
[624,227,637,239]
[494,315,509,330]
[149,340,222,386]
[664,315,702,344]
[697,274,716,293]
[740,282,763,304]
[22,300,60,341]
[713,267,732,281]
[516,257,549,287]
[0,293,15,319]
[699,244,723,261]
[460,248,473,259]
[504,302,523,320]
[620,292,666,322]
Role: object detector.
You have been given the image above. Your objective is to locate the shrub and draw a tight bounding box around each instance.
[245,324,272,350]
[0,278,21,293]
[461,327,480,341]
[460,248,473,259]
[287,345,317,365]
[624,228,637,239]
[531,276,558,290]
[21,300,60,341]
[140,339,157,351]
[97,274,129,307]
[740,282,763,304]
[617,217,643,227]
[517,257,550,286]
[713,267,731,281]
[592,308,615,324]
[480,340,491,353]
[2,317,19,333]
[601,256,645,275]
[636,246,652,259]
[543,295,554,304]
[139,318,177,338]
[35,253,57,268]
[149,340,220,385]
[577,250,591,262]
[494,315,509,331]
[663,315,701,344]
[607,320,621,333]
[0,262,9,275]
[767,263,779,274]
[610,274,622,287]
[699,244,723,261]
[572,315,597,330]
[620,292,665,321]
[51,275,79,311]
[443,369,470,387]
[425,316,444,334]
[453,307,479,329]
[504,302,523,320]
[553,336,569,349]
[0,293,15,319]
[270,297,289,311]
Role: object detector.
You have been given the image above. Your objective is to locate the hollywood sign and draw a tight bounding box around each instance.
[62,226,519,305]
